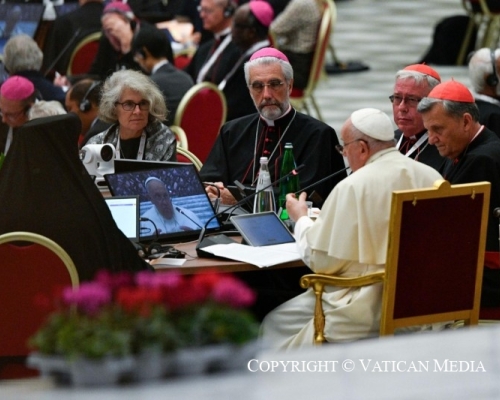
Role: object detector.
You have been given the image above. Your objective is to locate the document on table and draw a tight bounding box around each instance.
[202,242,301,268]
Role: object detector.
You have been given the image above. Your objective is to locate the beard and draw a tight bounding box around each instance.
[256,99,290,120]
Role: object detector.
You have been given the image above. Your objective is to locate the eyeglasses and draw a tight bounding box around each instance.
[0,108,27,121]
[335,139,366,155]
[249,80,285,93]
[197,5,217,14]
[115,100,150,111]
[389,94,422,108]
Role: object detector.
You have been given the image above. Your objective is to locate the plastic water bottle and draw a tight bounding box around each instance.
[253,157,275,213]
[278,143,300,220]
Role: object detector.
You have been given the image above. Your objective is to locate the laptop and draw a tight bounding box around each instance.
[104,163,222,243]
[104,195,140,243]
[0,4,45,56]
[230,212,295,247]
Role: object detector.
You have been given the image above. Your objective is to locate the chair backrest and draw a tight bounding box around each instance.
[169,124,189,150]
[176,147,203,171]
[0,232,79,362]
[301,180,490,344]
[67,32,102,76]
[291,0,335,99]
[173,82,227,164]
[380,179,490,334]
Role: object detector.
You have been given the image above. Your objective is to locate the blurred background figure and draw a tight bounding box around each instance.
[131,23,194,125]
[28,101,67,120]
[64,79,111,146]
[86,69,177,162]
[3,34,66,105]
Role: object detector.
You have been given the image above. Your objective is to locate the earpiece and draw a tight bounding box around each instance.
[223,0,236,18]
[486,50,499,87]
[79,81,101,113]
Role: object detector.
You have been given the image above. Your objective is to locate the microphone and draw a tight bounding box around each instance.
[43,28,83,77]
[196,164,305,257]
[175,206,203,229]
[293,166,349,197]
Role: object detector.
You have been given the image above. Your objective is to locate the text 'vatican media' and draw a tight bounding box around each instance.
[247,359,486,373]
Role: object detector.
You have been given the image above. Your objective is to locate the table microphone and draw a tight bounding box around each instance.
[196,164,305,257]
[293,166,350,197]
[175,206,203,229]
[43,28,82,77]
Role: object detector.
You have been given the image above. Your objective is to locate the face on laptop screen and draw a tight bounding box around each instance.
[105,164,221,242]
[0,4,45,55]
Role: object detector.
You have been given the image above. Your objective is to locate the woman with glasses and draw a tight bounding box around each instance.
[87,69,176,161]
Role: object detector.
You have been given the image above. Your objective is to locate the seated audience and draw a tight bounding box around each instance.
[391,63,446,171]
[64,79,111,146]
[28,101,66,120]
[3,35,66,105]
[221,0,274,121]
[0,113,152,281]
[86,69,177,162]
[131,23,194,125]
[42,0,105,76]
[468,48,500,138]
[270,0,322,90]
[261,108,442,350]
[418,79,500,308]
[0,76,37,156]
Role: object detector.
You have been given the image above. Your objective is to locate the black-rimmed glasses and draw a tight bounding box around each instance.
[335,139,366,155]
[389,94,422,108]
[115,100,150,111]
[248,80,284,93]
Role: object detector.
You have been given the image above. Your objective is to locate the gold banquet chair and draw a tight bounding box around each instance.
[176,147,203,171]
[0,232,79,378]
[300,180,490,345]
[67,32,102,76]
[289,0,335,121]
[170,124,189,150]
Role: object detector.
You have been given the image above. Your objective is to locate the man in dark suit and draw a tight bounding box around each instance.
[131,24,194,125]
[42,0,105,76]
[418,79,500,309]
[184,0,241,85]
[468,48,500,138]
[391,63,446,171]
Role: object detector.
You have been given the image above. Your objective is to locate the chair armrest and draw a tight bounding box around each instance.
[300,272,385,345]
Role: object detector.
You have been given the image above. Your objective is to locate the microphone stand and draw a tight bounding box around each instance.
[43,27,82,77]
[196,164,305,257]
[293,166,349,197]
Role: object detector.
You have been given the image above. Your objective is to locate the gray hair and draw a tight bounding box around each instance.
[28,101,67,120]
[468,48,500,93]
[417,97,480,122]
[244,56,294,84]
[3,34,43,73]
[98,70,168,123]
[394,69,441,90]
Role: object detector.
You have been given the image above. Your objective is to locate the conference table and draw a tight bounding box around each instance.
[149,236,306,274]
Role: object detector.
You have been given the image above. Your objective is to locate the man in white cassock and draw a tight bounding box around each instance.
[260,108,443,350]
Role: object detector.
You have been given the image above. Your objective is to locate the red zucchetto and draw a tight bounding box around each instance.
[403,63,441,82]
[427,79,475,103]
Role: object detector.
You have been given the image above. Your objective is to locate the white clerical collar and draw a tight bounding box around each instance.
[473,92,500,107]
[214,27,231,40]
[152,59,169,74]
[261,105,292,126]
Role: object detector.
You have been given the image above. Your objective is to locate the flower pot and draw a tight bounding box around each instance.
[131,348,164,382]
[174,344,233,375]
[26,352,71,384]
[70,356,134,387]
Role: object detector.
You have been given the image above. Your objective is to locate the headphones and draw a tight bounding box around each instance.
[134,242,184,259]
[223,0,236,18]
[486,50,499,87]
[79,81,101,113]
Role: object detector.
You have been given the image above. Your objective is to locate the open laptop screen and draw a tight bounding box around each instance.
[105,164,221,242]
[104,195,140,242]
[0,4,45,56]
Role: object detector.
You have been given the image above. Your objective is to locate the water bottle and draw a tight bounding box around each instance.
[278,143,300,220]
[253,157,275,213]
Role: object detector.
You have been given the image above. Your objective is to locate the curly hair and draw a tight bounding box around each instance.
[98,70,168,123]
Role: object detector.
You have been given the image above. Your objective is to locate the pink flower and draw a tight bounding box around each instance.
[135,270,183,289]
[62,282,112,315]
[94,270,134,291]
[211,276,256,308]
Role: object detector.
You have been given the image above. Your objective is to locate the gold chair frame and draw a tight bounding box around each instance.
[0,231,79,288]
[289,0,335,121]
[169,125,189,150]
[301,180,490,345]
[177,147,203,171]
[67,32,102,76]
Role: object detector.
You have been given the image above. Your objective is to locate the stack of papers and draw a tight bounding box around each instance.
[201,242,301,268]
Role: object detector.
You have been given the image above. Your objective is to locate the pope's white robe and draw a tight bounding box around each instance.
[261,148,443,350]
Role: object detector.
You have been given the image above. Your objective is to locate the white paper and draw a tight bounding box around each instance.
[150,258,187,268]
[202,242,301,268]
